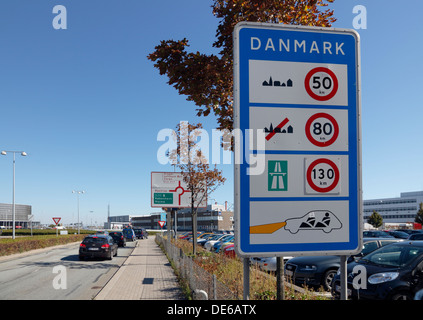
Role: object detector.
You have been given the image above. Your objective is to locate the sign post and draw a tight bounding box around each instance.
[52,217,61,237]
[234,22,361,299]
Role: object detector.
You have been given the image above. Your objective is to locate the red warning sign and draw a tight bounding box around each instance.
[52,217,61,225]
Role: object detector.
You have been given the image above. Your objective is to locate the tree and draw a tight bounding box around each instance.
[168,121,226,255]
[147,0,336,133]
[415,202,423,225]
[367,211,383,229]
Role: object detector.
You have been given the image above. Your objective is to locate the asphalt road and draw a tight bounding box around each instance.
[0,240,136,300]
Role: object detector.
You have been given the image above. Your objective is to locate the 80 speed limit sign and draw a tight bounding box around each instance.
[305,112,339,147]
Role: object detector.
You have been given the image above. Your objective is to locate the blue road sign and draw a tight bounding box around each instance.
[233,22,362,257]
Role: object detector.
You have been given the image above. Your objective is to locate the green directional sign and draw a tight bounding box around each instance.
[268,160,288,191]
[154,193,173,204]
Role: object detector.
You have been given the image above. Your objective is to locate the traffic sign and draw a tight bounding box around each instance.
[158,221,166,228]
[52,217,61,225]
[151,172,207,208]
[234,22,362,257]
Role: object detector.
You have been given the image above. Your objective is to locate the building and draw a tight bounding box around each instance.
[0,203,33,228]
[130,204,234,232]
[104,214,145,229]
[363,191,423,225]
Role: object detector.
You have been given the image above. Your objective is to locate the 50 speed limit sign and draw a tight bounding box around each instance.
[305,67,339,101]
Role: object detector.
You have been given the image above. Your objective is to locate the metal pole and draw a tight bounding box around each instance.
[276,257,285,300]
[340,255,348,300]
[243,258,250,300]
[12,152,15,240]
[77,193,80,234]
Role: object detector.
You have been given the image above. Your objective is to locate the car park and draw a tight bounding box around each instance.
[108,231,126,247]
[331,241,423,300]
[284,238,402,291]
[79,234,118,260]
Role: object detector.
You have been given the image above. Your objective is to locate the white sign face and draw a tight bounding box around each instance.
[234,22,362,257]
[151,172,207,208]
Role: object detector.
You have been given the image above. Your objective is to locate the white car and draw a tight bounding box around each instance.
[250,256,293,272]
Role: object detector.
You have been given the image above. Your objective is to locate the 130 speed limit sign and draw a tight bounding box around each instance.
[305,158,341,194]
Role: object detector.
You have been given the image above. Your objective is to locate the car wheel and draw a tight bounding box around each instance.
[390,291,413,300]
[322,269,337,291]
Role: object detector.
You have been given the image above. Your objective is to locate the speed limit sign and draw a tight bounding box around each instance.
[306,158,341,194]
[305,112,339,147]
[305,67,339,101]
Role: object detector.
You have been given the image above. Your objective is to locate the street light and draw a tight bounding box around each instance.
[72,190,85,234]
[1,150,27,240]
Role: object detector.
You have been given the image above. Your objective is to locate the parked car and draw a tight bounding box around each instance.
[213,235,234,252]
[223,244,235,258]
[108,231,126,247]
[197,233,217,246]
[384,230,410,239]
[396,229,423,235]
[363,230,395,238]
[331,241,423,300]
[285,238,403,291]
[250,256,293,272]
[204,234,233,251]
[79,234,118,260]
[408,233,423,240]
[133,228,148,239]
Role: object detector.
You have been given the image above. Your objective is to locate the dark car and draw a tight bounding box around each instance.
[408,233,423,241]
[284,238,402,291]
[133,228,148,239]
[384,230,410,239]
[363,230,395,238]
[109,231,126,247]
[79,234,118,260]
[331,241,423,300]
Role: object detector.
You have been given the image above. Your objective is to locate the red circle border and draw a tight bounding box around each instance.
[306,158,340,193]
[304,67,339,101]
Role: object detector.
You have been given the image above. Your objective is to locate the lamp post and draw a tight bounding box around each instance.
[72,190,85,234]
[1,150,27,240]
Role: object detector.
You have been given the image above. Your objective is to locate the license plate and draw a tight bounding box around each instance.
[88,248,99,251]
[335,285,352,296]
[285,270,294,277]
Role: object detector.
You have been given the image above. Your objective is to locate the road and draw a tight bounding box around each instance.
[0,240,136,300]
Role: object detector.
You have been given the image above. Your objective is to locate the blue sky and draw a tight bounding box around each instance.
[0,0,422,225]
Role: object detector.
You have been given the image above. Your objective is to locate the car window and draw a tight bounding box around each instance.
[83,237,106,244]
[380,240,397,247]
[363,245,423,267]
[361,241,378,255]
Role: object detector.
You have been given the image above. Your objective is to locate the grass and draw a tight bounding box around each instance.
[0,230,93,257]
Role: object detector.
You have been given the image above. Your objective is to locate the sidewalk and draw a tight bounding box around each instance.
[95,236,186,300]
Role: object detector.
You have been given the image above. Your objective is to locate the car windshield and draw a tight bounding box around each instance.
[83,237,107,244]
[361,245,423,268]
